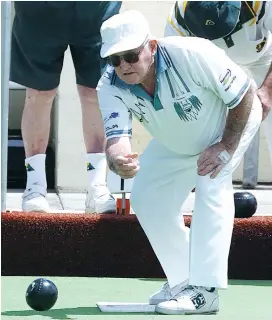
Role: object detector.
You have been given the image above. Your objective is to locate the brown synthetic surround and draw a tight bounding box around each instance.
[2,212,272,280]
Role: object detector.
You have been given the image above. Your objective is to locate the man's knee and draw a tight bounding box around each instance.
[196,174,233,202]
[25,88,57,106]
[77,85,98,105]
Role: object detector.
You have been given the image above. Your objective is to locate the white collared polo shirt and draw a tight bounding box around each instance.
[97,37,251,155]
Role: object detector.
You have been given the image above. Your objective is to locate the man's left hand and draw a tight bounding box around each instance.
[197,142,232,179]
[257,87,272,121]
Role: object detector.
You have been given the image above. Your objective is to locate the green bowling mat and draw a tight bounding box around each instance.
[1,277,271,320]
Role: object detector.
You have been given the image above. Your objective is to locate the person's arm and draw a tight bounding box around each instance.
[257,63,272,120]
[221,85,255,152]
[257,2,272,119]
[187,39,261,177]
[106,136,139,179]
[106,137,132,172]
[198,85,258,178]
[97,70,139,179]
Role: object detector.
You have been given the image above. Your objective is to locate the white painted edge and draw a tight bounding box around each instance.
[97,302,156,313]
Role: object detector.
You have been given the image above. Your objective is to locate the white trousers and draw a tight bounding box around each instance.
[130,98,262,290]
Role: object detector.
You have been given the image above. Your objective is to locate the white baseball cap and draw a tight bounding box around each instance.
[100,10,151,58]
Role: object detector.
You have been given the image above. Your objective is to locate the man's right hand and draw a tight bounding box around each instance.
[114,153,140,179]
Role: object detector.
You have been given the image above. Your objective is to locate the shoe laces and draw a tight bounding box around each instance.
[172,285,201,300]
[87,184,115,201]
[97,191,115,202]
[23,183,46,198]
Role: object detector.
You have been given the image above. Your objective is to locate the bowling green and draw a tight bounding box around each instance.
[1,277,272,320]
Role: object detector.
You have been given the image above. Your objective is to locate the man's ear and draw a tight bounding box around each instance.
[149,40,158,56]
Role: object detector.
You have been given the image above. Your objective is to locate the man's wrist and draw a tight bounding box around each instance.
[220,139,237,155]
[108,160,116,173]
[217,149,231,164]
[107,156,118,175]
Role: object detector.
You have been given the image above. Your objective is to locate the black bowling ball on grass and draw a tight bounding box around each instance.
[26,278,58,311]
[234,192,257,218]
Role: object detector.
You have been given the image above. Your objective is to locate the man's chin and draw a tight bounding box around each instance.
[121,75,141,85]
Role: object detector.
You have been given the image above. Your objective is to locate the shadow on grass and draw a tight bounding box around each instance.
[1,307,156,319]
[138,278,166,282]
[228,280,272,286]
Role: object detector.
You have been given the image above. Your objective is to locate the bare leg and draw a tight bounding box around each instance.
[21,88,57,212]
[77,85,105,153]
[22,88,56,157]
[77,84,115,214]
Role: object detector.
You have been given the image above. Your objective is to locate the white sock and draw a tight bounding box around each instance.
[25,154,47,190]
[86,153,107,186]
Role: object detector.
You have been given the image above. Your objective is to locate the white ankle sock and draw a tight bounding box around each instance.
[25,154,47,190]
[86,153,107,186]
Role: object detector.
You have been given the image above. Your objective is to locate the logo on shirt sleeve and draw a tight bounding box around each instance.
[104,112,120,124]
[105,124,118,132]
[219,69,237,92]
[219,69,232,86]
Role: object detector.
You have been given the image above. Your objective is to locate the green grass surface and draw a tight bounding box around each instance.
[1,277,272,320]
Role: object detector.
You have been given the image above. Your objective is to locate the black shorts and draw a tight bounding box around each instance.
[10,1,122,90]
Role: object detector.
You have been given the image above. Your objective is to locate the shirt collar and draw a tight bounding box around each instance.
[108,43,172,92]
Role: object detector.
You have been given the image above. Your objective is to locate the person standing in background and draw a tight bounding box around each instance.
[10,1,122,213]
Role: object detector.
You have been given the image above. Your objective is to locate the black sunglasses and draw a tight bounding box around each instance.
[107,39,149,67]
